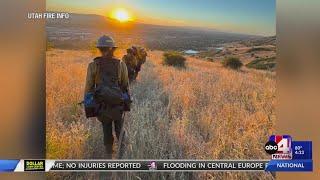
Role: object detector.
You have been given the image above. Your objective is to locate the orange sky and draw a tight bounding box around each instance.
[47,0,275,36]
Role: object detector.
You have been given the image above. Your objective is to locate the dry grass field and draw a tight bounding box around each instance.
[46,49,276,179]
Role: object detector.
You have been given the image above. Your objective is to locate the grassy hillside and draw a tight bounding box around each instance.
[46,49,275,179]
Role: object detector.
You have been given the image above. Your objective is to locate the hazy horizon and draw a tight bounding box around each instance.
[47,0,275,36]
[47,11,275,37]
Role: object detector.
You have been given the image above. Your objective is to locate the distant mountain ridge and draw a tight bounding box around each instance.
[47,12,261,37]
[46,12,269,51]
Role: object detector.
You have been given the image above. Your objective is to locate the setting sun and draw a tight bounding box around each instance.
[111,8,131,22]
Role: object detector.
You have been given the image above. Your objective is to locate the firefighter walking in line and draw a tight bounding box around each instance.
[122,48,138,82]
[132,46,147,77]
[84,35,130,158]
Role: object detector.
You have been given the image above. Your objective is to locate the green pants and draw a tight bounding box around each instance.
[99,116,123,146]
[97,106,124,153]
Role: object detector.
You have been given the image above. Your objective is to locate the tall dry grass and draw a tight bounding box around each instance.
[46,49,275,179]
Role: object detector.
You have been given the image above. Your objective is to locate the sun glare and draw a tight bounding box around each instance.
[111,8,131,22]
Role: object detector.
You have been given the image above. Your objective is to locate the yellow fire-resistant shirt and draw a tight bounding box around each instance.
[84,57,129,96]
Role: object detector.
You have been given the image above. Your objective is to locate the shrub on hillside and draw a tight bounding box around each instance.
[163,51,186,67]
[246,57,276,71]
[247,47,272,53]
[222,57,243,70]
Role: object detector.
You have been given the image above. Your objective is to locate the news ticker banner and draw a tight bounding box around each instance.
[0,159,270,172]
[0,159,312,172]
[0,135,313,172]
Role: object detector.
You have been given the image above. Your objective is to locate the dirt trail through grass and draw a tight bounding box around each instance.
[116,59,193,179]
[47,49,275,179]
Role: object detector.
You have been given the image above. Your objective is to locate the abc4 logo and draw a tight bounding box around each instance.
[265,137,291,155]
